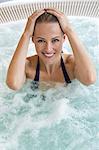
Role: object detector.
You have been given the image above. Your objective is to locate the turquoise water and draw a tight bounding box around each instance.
[0,17,99,150]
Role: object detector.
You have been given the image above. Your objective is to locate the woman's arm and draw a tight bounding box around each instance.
[6,9,45,90]
[65,27,96,85]
[6,33,30,90]
[46,8,96,85]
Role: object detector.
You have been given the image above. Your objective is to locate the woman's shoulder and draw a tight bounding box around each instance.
[63,53,75,79]
[63,53,74,64]
[25,55,38,78]
[26,55,38,64]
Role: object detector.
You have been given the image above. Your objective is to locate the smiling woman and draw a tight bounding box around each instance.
[0,0,99,149]
[6,8,96,90]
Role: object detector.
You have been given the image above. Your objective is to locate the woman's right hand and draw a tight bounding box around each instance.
[23,9,45,38]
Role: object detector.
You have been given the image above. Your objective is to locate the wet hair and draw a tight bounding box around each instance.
[33,12,63,35]
[36,12,59,23]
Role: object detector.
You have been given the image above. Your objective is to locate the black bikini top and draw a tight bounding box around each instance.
[34,56,71,84]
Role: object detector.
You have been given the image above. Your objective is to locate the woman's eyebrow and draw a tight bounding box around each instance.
[36,36,60,39]
[36,37,45,39]
[52,36,60,39]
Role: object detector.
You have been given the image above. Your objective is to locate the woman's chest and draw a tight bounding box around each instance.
[26,62,75,82]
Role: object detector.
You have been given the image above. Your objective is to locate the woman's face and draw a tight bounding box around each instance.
[33,22,65,65]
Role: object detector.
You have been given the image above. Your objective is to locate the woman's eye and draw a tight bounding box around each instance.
[52,39,59,43]
[38,40,45,43]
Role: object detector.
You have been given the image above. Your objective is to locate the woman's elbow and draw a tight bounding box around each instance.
[6,73,26,90]
[6,79,22,91]
[84,73,96,86]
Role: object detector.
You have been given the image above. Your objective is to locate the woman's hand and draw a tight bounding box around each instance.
[46,8,72,34]
[24,9,45,37]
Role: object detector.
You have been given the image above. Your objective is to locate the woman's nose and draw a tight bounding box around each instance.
[45,42,53,53]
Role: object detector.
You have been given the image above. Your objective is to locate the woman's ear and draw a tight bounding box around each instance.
[32,36,34,43]
[62,34,66,42]
[63,34,68,41]
[64,34,66,39]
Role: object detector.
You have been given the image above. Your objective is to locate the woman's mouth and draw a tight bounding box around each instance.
[42,52,55,58]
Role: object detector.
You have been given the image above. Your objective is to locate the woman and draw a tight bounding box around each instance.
[6,8,96,90]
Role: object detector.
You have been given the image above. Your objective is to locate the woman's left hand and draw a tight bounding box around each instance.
[46,8,71,34]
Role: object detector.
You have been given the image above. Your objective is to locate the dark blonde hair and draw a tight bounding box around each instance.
[33,12,63,35]
[36,12,59,23]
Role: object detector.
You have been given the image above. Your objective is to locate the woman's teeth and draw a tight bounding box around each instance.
[43,52,55,57]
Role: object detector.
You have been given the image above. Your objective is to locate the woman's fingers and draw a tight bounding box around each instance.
[46,8,63,15]
[46,8,70,34]
[46,8,65,23]
[24,9,45,37]
[45,8,63,15]
[30,9,45,19]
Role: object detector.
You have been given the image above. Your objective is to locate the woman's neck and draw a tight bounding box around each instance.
[40,55,61,76]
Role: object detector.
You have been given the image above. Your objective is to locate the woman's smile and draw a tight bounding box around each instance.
[42,52,55,58]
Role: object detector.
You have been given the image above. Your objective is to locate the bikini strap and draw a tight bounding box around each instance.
[34,56,40,81]
[61,56,71,84]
